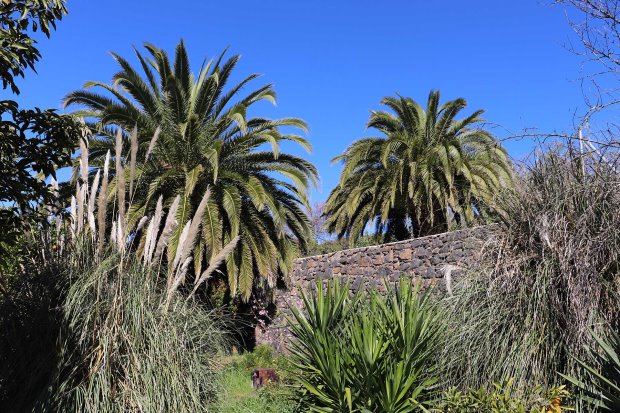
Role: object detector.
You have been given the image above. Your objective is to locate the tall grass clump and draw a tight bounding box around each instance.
[0,125,236,411]
[440,146,620,392]
[38,240,228,412]
[288,278,442,412]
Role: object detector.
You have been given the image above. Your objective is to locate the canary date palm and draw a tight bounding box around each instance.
[325,91,511,242]
[64,40,318,300]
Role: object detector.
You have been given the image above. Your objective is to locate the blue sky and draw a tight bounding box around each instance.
[15,0,591,203]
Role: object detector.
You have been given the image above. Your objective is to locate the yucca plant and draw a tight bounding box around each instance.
[562,329,620,412]
[287,278,442,412]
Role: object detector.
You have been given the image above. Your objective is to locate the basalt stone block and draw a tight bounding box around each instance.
[399,249,412,260]
[415,248,431,258]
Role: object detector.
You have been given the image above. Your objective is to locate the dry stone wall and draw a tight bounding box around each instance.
[256,225,498,352]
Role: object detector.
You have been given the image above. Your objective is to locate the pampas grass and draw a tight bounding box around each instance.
[97,151,110,255]
[87,169,100,236]
[0,124,238,412]
[153,195,180,263]
[114,127,125,249]
[128,124,138,199]
[33,236,228,413]
[145,126,160,161]
[438,146,620,394]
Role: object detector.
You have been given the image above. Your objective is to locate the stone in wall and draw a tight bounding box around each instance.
[255,225,498,352]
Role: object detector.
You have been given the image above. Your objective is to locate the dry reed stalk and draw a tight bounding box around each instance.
[88,169,101,237]
[115,128,126,250]
[143,196,164,265]
[145,126,161,161]
[153,195,180,263]
[191,235,240,296]
[129,124,138,199]
[97,151,110,255]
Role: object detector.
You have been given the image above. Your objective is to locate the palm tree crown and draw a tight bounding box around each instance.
[65,40,318,300]
[325,90,511,242]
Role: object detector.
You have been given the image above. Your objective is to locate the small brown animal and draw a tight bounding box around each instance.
[251,368,278,389]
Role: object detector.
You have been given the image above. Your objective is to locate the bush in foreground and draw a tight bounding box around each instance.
[287,278,442,412]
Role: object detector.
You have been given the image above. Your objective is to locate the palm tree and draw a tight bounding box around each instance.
[64,40,318,300]
[325,90,511,242]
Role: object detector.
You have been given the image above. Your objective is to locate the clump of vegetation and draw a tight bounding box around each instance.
[325,91,512,243]
[65,39,318,301]
[0,123,237,411]
[434,380,571,413]
[440,147,620,392]
[44,242,228,412]
[287,278,442,412]
[563,327,620,411]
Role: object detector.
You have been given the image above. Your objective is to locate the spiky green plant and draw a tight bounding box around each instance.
[325,91,512,242]
[287,278,442,412]
[64,40,318,300]
[563,329,620,412]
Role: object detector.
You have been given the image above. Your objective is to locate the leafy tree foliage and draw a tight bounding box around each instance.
[0,0,80,257]
[64,40,318,300]
[325,91,512,242]
[0,0,67,94]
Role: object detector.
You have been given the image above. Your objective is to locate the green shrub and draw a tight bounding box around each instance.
[433,380,571,413]
[288,278,442,412]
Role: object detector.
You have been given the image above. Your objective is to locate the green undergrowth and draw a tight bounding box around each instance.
[214,345,296,413]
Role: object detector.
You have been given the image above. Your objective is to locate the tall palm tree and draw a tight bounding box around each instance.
[325,91,511,242]
[64,40,318,300]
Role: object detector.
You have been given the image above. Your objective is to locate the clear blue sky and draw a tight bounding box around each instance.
[15,0,591,203]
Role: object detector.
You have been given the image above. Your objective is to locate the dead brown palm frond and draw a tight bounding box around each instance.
[97,151,110,255]
[129,124,138,199]
[115,127,125,249]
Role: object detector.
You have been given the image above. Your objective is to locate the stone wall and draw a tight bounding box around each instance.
[256,225,498,352]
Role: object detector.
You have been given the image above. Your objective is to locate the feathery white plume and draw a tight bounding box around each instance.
[145,126,161,161]
[153,195,180,262]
